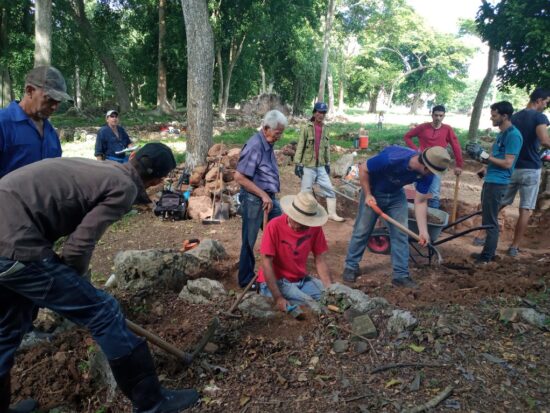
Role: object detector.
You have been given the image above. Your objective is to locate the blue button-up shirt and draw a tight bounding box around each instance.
[236,130,280,194]
[0,101,62,178]
[94,125,132,159]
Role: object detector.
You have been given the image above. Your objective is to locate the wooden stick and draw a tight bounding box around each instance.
[328,324,379,362]
[225,272,259,316]
[368,362,447,374]
[451,175,460,223]
[400,384,454,413]
[263,209,268,230]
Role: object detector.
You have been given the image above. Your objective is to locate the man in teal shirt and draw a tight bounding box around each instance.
[469,101,523,263]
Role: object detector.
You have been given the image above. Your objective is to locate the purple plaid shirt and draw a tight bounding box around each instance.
[237,130,280,194]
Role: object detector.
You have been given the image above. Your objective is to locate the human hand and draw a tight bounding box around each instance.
[275,296,289,312]
[294,164,304,178]
[476,168,486,179]
[365,195,377,207]
[261,194,273,213]
[465,142,484,161]
[454,167,462,176]
[418,231,430,247]
[325,164,330,175]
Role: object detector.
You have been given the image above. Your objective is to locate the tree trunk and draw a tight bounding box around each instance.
[468,47,499,142]
[0,6,12,107]
[409,92,423,115]
[181,0,214,169]
[216,48,223,110]
[327,68,335,116]
[368,90,379,113]
[219,35,245,120]
[317,0,335,102]
[74,66,82,109]
[34,0,52,67]
[260,64,266,94]
[69,0,130,113]
[155,0,174,114]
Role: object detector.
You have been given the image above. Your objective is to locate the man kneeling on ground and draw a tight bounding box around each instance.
[258,191,333,312]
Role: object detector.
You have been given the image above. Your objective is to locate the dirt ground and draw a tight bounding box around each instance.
[10,152,550,413]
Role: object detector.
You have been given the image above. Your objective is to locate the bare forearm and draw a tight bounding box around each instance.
[262,256,283,299]
[314,254,333,287]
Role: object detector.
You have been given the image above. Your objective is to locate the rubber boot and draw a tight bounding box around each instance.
[109,341,199,413]
[0,373,39,413]
[326,197,345,222]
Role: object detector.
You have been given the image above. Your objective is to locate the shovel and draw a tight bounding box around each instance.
[367,199,443,264]
[212,171,230,221]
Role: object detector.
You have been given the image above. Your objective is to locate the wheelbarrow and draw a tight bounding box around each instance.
[368,203,492,265]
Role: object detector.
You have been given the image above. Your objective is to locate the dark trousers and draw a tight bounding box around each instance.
[238,189,281,287]
[480,182,507,261]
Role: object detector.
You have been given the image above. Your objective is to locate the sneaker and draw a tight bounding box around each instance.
[507,246,520,257]
[472,237,486,246]
[391,277,418,289]
[470,252,494,264]
[342,267,358,283]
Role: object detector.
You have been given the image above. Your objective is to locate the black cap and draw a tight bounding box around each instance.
[134,143,176,178]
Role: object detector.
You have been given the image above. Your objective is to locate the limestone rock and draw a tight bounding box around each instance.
[321,283,389,313]
[351,314,378,339]
[89,349,118,402]
[332,153,356,178]
[187,195,213,220]
[500,307,547,329]
[238,293,277,318]
[185,239,228,263]
[178,277,226,304]
[333,339,349,353]
[386,309,418,334]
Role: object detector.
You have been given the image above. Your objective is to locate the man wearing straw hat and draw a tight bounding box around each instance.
[257,191,333,312]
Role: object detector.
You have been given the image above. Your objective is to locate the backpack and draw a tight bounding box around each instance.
[154,190,188,220]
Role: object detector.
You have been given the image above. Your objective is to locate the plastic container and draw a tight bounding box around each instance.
[358,128,369,149]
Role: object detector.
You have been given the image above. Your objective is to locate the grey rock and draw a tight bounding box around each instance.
[184,239,228,263]
[351,314,378,339]
[19,331,53,351]
[386,309,418,334]
[353,341,368,354]
[114,249,208,291]
[178,278,226,304]
[89,349,118,402]
[500,307,548,329]
[321,283,389,313]
[332,153,355,177]
[238,293,277,319]
[333,339,349,353]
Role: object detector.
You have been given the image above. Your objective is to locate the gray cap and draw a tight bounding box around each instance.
[25,66,72,102]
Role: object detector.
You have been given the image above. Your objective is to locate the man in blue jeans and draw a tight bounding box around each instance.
[342,146,451,288]
[0,143,198,412]
[234,110,288,288]
[257,191,333,312]
[468,101,523,263]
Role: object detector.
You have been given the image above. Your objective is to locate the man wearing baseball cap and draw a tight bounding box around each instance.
[257,191,334,312]
[95,109,134,163]
[342,145,451,288]
[0,143,200,412]
[0,66,72,179]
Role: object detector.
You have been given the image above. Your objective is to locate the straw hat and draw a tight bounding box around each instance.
[420,146,451,175]
[280,191,328,227]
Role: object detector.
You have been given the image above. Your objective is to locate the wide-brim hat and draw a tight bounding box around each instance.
[280,191,328,227]
[420,146,451,175]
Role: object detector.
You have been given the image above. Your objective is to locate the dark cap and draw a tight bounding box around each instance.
[25,66,72,102]
[134,143,176,178]
[313,102,328,113]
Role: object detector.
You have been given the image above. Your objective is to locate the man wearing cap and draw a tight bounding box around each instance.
[294,102,345,222]
[403,105,463,209]
[235,110,288,288]
[0,66,71,179]
[95,110,133,163]
[342,145,451,288]
[258,191,333,312]
[0,143,199,412]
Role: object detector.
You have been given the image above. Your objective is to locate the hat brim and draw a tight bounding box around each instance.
[45,88,73,102]
[280,195,328,227]
[420,151,445,176]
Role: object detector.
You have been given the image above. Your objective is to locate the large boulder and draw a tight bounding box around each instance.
[185,239,228,263]
[187,195,213,220]
[332,153,356,178]
[113,249,208,291]
[179,278,227,304]
[321,283,389,313]
[238,293,277,318]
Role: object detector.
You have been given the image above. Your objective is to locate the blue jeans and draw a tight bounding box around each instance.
[480,182,507,261]
[301,167,335,198]
[238,189,281,287]
[106,155,128,163]
[427,174,441,209]
[344,190,409,280]
[0,256,142,377]
[259,276,324,306]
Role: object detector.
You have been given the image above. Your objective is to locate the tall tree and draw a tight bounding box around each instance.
[0,5,12,107]
[181,0,214,168]
[155,0,174,114]
[34,0,52,66]
[67,0,131,112]
[317,0,335,102]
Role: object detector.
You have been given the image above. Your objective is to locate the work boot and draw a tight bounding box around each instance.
[0,373,39,413]
[326,198,345,222]
[342,267,358,283]
[109,341,199,413]
[391,277,418,289]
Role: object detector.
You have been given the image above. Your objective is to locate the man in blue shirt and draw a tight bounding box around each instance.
[501,89,550,256]
[0,66,71,179]
[234,110,288,288]
[95,110,133,163]
[471,101,523,263]
[342,145,451,288]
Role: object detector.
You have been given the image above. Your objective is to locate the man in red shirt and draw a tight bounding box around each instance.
[404,105,463,208]
[257,191,333,312]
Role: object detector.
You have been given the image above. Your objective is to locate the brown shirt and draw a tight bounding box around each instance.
[0,158,149,274]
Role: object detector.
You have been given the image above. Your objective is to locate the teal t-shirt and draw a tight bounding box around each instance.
[485,125,523,184]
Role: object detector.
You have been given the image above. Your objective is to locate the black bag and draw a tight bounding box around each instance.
[154,190,188,220]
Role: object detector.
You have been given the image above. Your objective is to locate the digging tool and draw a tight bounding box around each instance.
[126,317,219,365]
[223,273,259,318]
[367,199,443,264]
[451,175,460,223]
[202,163,223,225]
[212,168,230,221]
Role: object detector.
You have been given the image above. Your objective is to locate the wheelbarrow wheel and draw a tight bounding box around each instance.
[367,235,390,254]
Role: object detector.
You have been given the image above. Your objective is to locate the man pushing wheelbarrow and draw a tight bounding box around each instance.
[341,145,451,288]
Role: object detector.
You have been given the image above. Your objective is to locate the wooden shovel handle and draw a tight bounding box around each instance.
[367,199,421,242]
[451,175,460,223]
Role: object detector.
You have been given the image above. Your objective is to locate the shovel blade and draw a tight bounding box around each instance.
[213,202,230,221]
